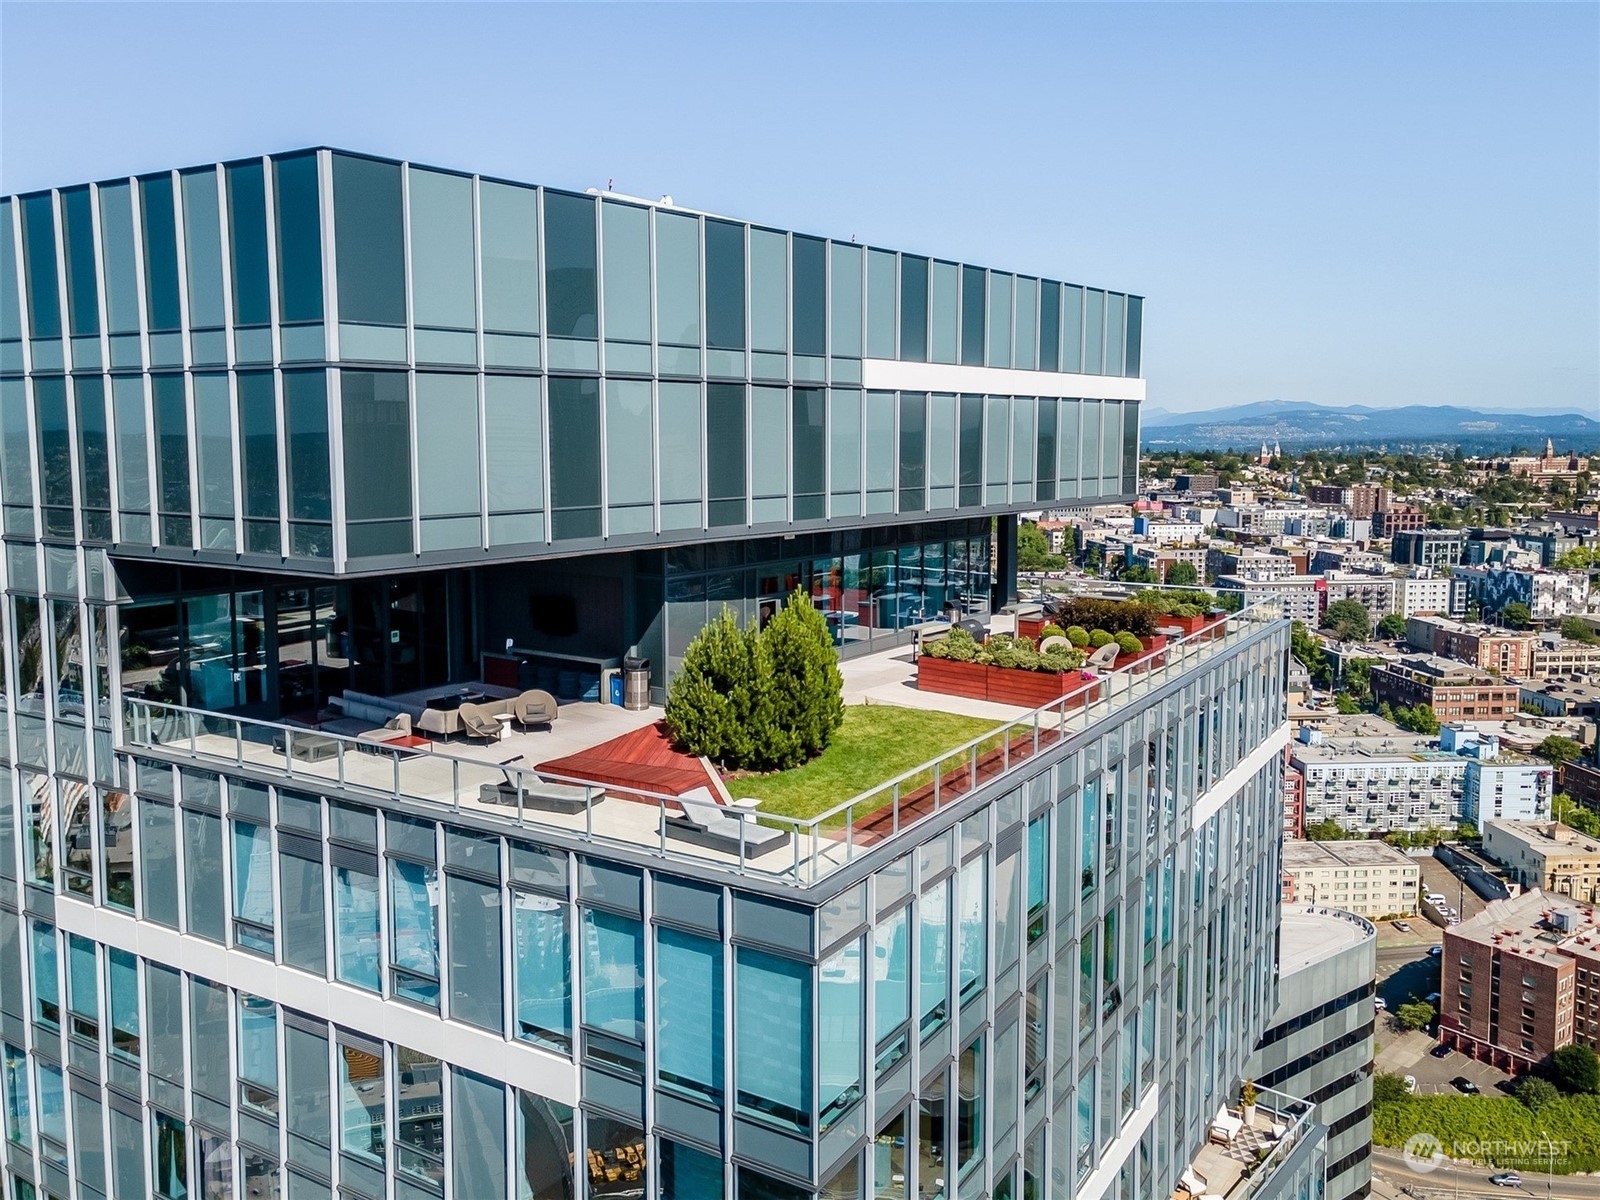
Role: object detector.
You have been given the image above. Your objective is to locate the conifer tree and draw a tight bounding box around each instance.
[763,590,844,767]
[664,607,754,765]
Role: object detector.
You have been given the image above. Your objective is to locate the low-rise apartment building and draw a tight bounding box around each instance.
[1323,572,1399,624]
[1404,616,1535,675]
[1453,565,1593,621]
[1371,655,1521,721]
[1529,635,1600,680]
[1440,890,1600,1073]
[1281,840,1421,916]
[1561,762,1600,812]
[1373,504,1426,537]
[1291,734,1467,834]
[1391,529,1467,570]
[1483,822,1600,903]
[1465,760,1553,825]
[1399,573,1465,619]
[1218,574,1323,625]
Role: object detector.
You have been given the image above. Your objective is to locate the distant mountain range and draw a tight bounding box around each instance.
[1141,400,1600,454]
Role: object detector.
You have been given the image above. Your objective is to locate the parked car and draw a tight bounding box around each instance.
[1403,1075,1418,1094]
[1431,1043,1451,1059]
[1394,920,1412,932]
[1452,1077,1479,1094]
[1489,1172,1522,1187]
[1374,997,1387,1011]
[1429,945,1443,957]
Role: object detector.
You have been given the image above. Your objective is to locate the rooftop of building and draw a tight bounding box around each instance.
[1406,614,1535,638]
[122,600,1282,889]
[1449,888,1600,966]
[1377,654,1505,684]
[1485,821,1600,858]
[1282,840,1419,872]
[1523,679,1600,701]
[1277,903,1376,975]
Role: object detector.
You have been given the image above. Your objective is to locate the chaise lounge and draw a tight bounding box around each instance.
[478,757,600,815]
[661,787,790,858]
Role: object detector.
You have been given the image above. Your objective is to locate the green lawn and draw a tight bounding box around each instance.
[731,704,1004,822]
[1374,1094,1600,1173]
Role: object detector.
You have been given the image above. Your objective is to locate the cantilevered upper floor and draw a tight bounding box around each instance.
[1,150,1144,574]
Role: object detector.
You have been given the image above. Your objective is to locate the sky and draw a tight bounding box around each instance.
[2,2,1596,416]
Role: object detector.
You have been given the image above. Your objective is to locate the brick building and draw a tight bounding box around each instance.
[1373,504,1426,537]
[1404,615,1536,676]
[1370,655,1522,721]
[1440,890,1600,1073]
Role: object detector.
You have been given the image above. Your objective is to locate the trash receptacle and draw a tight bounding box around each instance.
[622,656,651,711]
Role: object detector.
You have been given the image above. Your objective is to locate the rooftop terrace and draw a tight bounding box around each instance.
[122,601,1282,889]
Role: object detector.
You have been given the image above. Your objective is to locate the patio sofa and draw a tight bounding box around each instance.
[661,787,790,858]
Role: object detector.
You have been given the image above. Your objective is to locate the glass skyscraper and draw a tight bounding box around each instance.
[0,151,1314,1200]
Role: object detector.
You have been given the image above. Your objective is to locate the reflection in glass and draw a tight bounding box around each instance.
[394,1046,444,1184]
[338,1038,385,1163]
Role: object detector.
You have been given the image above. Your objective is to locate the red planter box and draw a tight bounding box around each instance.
[1016,616,1046,641]
[917,656,1099,708]
[1160,613,1227,638]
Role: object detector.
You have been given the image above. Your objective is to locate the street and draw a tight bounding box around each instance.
[1372,1146,1597,1200]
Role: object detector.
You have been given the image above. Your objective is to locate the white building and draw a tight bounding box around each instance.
[1218,574,1322,624]
[1399,572,1465,619]
[1291,731,1467,833]
[1464,760,1553,825]
[1281,840,1422,916]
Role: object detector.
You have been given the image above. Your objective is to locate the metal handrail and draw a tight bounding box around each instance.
[119,598,1283,888]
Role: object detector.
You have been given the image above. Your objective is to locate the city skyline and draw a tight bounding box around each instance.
[2,2,1596,416]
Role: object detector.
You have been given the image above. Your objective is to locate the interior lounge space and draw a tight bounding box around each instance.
[111,517,998,738]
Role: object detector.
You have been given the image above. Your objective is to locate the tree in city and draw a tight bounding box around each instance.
[1514,1076,1560,1114]
[1118,563,1157,584]
[1536,735,1584,766]
[1017,521,1065,572]
[1555,796,1600,838]
[1556,547,1600,571]
[1395,1001,1436,1032]
[1394,704,1441,736]
[1304,819,1350,842]
[1372,1073,1411,1106]
[1501,601,1533,629]
[1334,692,1362,715]
[1321,599,1372,642]
[1290,621,1331,688]
[1560,617,1599,644]
[1377,613,1409,640]
[760,589,845,769]
[664,607,761,767]
[1456,820,1480,841]
[1552,1044,1600,1095]
[1167,561,1199,586]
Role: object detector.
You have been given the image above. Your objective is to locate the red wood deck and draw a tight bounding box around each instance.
[536,722,714,798]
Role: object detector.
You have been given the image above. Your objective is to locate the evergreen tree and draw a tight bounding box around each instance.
[664,607,756,766]
[763,590,845,767]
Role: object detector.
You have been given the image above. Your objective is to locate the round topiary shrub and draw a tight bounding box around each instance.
[1066,626,1090,648]
[1039,623,1066,642]
[1088,629,1115,649]
[1114,631,1143,656]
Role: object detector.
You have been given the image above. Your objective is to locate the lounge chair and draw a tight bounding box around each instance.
[510,689,558,730]
[356,712,413,747]
[1085,642,1120,669]
[662,786,789,858]
[478,757,599,814]
[458,703,505,742]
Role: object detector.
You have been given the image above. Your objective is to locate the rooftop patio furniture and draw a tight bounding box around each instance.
[478,758,599,814]
[458,703,505,742]
[1086,642,1121,669]
[662,786,789,858]
[510,689,558,730]
[272,731,340,763]
[1039,635,1072,654]
[1207,1107,1243,1146]
[355,712,413,747]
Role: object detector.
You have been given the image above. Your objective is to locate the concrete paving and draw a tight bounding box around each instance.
[839,644,1032,723]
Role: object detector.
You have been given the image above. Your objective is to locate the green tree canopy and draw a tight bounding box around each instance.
[1377,613,1409,640]
[1501,601,1533,629]
[1304,819,1350,841]
[1560,617,1599,644]
[1537,736,1584,766]
[1372,1073,1411,1106]
[1016,521,1065,572]
[1395,1001,1436,1032]
[1321,599,1372,641]
[1394,704,1441,736]
[1167,561,1199,586]
[1553,1044,1600,1095]
[1515,1076,1560,1114]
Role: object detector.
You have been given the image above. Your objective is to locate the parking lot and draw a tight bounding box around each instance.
[1417,855,1489,921]
[1375,1024,1513,1096]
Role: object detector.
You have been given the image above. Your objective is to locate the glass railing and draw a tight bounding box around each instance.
[121,599,1285,888]
[1229,1086,1319,1200]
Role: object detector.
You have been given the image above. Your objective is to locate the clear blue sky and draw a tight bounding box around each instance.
[3,2,1595,416]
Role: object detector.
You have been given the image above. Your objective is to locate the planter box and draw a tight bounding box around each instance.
[1016,616,1046,642]
[1159,613,1227,638]
[917,656,1099,708]
[1114,632,1169,672]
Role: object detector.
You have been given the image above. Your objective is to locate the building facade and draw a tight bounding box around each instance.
[1463,761,1552,826]
[0,152,1313,1200]
[1246,907,1375,1200]
[1483,822,1600,904]
[1390,531,1465,572]
[1371,506,1424,539]
[1369,656,1520,723]
[1289,736,1466,835]
[1278,842,1419,917]
[1216,576,1322,626]
[1452,567,1592,622]
[1403,617,1534,676]
[1529,636,1600,680]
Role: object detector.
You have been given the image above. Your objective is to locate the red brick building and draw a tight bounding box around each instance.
[1374,503,1426,538]
[1283,760,1305,840]
[1370,654,1522,721]
[1440,890,1600,1073]
[1404,615,1536,676]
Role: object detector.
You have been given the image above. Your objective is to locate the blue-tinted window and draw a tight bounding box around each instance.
[237,371,279,549]
[601,200,650,344]
[899,391,926,513]
[514,893,571,1052]
[334,864,381,992]
[819,939,864,1130]
[272,153,323,323]
[30,921,59,1028]
[0,199,20,344]
[340,369,412,554]
[919,878,950,1033]
[793,386,826,519]
[96,187,137,338]
[707,382,746,527]
[480,180,540,334]
[20,193,62,339]
[283,369,331,546]
[33,376,74,536]
[75,376,112,531]
[389,858,440,1007]
[1039,281,1061,372]
[1125,296,1143,377]
[227,160,272,327]
[1084,289,1105,374]
[655,927,723,1101]
[332,155,405,326]
[792,234,826,356]
[181,168,226,329]
[960,265,985,367]
[735,947,811,1132]
[1062,285,1084,373]
[108,948,139,1061]
[705,219,745,351]
[866,248,896,359]
[900,255,928,362]
[830,242,862,358]
[233,819,274,954]
[60,187,99,337]
[875,907,910,1066]
[582,908,644,1042]
[446,872,503,1032]
[66,934,98,1042]
[151,374,190,543]
[661,1139,723,1200]
[238,995,278,1114]
[409,167,476,331]
[655,211,700,348]
[139,174,181,332]
[548,375,601,540]
[543,190,598,339]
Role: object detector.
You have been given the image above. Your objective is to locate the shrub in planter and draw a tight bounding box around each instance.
[1089,629,1115,649]
[1114,631,1144,657]
[924,627,980,662]
[1066,626,1090,648]
[1040,623,1066,642]
[1040,647,1084,673]
[1047,597,1160,638]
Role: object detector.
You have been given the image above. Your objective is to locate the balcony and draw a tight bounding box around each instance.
[121,601,1282,888]
[1175,1087,1321,1200]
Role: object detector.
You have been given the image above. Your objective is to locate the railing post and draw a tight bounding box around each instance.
[451,759,461,811]
[393,752,401,798]
[336,742,346,789]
